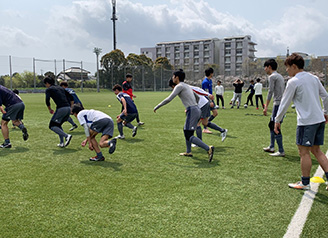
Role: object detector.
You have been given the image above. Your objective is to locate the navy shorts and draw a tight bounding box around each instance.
[296,122,325,146]
[2,102,25,121]
[119,112,137,124]
[184,105,201,131]
[90,118,114,137]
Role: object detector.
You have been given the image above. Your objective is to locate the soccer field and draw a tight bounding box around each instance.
[0,91,327,237]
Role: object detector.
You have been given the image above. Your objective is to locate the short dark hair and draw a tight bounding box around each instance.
[264,59,278,70]
[256,78,261,82]
[168,79,177,88]
[112,84,122,91]
[71,104,83,115]
[284,53,304,69]
[44,77,55,85]
[217,80,221,83]
[250,80,254,83]
[60,81,68,87]
[12,89,19,95]
[205,67,214,77]
[126,73,133,78]
[173,69,185,82]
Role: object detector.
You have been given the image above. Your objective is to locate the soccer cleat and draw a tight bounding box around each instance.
[108,138,117,154]
[137,122,145,126]
[22,127,29,141]
[263,146,274,153]
[203,128,212,134]
[57,143,65,148]
[0,143,12,148]
[115,135,125,139]
[132,126,138,137]
[89,156,105,161]
[179,152,193,157]
[270,151,285,157]
[288,181,310,190]
[221,129,228,142]
[208,146,214,162]
[69,124,78,131]
[64,134,72,147]
[214,105,220,109]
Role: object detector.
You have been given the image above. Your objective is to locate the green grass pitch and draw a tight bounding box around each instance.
[0,90,327,237]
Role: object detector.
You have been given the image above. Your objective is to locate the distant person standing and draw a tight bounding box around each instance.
[254,78,264,109]
[231,79,244,109]
[244,80,255,107]
[214,80,225,109]
[44,77,73,148]
[274,53,328,190]
[122,74,144,126]
[0,85,29,148]
[263,59,285,157]
[60,81,83,131]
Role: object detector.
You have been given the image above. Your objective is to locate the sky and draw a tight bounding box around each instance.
[1,0,328,74]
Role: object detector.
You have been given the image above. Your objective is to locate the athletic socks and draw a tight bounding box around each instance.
[208,115,215,121]
[5,138,10,144]
[117,122,124,136]
[18,124,25,130]
[325,172,328,181]
[97,152,103,159]
[301,176,310,186]
[207,122,225,133]
[185,138,192,153]
[190,136,209,151]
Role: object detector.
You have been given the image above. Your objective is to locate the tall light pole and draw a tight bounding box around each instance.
[111,0,117,50]
[93,47,102,92]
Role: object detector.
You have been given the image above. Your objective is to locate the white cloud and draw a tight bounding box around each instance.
[0,26,41,48]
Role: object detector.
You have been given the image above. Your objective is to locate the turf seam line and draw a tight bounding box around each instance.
[283,151,327,238]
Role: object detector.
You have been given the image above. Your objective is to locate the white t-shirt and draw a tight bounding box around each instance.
[275,71,328,126]
[254,83,263,95]
[77,109,111,128]
[215,85,224,95]
[191,86,210,108]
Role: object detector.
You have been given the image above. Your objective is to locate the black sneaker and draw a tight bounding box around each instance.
[208,146,214,162]
[22,128,29,141]
[89,156,105,161]
[0,143,12,148]
[132,126,138,137]
[108,138,117,154]
[69,125,78,131]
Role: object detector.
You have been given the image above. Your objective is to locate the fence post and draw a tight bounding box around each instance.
[33,57,36,90]
[9,56,13,90]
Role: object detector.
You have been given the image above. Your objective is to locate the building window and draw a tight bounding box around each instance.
[225,64,231,70]
[184,59,189,65]
[236,56,242,62]
[184,45,190,51]
[194,65,199,71]
[204,51,210,57]
[175,53,180,59]
[165,47,170,53]
[225,49,231,55]
[225,42,231,48]
[236,42,243,48]
[174,46,180,52]
[193,45,199,51]
[156,54,161,58]
[225,57,231,63]
[165,53,170,59]
[236,63,242,70]
[204,58,210,64]
[175,59,180,65]
[184,52,190,58]
[194,51,199,57]
[194,58,199,64]
[156,48,161,54]
[225,71,230,76]
[204,44,210,50]
[236,49,243,54]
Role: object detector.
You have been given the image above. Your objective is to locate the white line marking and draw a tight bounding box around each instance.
[283,156,326,238]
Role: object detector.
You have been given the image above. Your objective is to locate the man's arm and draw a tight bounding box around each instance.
[45,90,54,114]
[154,85,182,112]
[121,97,128,115]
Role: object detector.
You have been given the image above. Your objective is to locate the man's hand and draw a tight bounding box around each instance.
[325,114,328,124]
[49,109,54,114]
[81,139,87,147]
[209,94,214,100]
[88,143,94,151]
[274,122,281,134]
[263,105,268,116]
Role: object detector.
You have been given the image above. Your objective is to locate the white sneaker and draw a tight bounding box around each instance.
[288,181,310,190]
[191,143,198,147]
[221,129,228,142]
[270,151,285,157]
[57,143,65,148]
[115,135,125,139]
[64,134,72,147]
[138,122,145,126]
[132,126,138,137]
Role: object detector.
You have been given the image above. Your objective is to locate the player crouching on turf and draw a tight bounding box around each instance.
[72,104,117,161]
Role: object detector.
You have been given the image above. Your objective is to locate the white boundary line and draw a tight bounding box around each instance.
[283,152,327,238]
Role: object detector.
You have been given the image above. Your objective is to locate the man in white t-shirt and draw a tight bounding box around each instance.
[275,53,328,190]
[72,105,117,161]
[254,78,264,109]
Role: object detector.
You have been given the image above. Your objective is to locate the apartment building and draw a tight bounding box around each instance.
[141,35,257,76]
